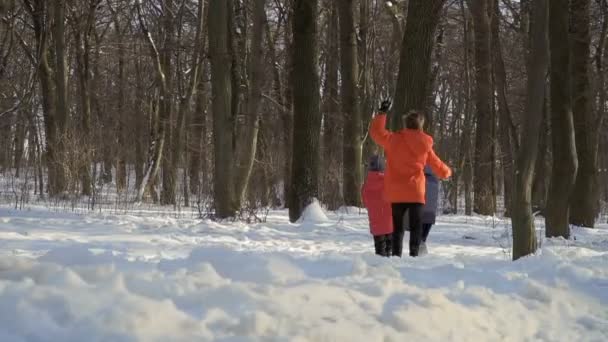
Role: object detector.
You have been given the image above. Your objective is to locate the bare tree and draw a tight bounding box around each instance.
[470,0,496,215]
[338,0,362,207]
[546,0,578,238]
[209,0,237,218]
[288,0,321,222]
[392,0,446,128]
[512,0,548,260]
[570,0,599,227]
[321,0,342,209]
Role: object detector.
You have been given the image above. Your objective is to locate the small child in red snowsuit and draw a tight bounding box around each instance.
[361,154,394,257]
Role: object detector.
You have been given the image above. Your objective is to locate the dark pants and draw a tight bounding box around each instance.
[422,223,433,242]
[391,203,423,257]
[373,234,392,257]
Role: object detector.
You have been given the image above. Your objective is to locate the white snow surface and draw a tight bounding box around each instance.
[0,205,608,341]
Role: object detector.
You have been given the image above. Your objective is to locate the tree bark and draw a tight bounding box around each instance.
[209,0,237,218]
[511,0,548,260]
[288,0,321,222]
[338,0,362,207]
[159,0,176,206]
[392,0,446,129]
[470,0,496,216]
[569,0,598,228]
[532,99,549,210]
[546,0,578,238]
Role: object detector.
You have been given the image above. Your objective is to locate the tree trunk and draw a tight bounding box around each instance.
[108,2,127,193]
[288,0,321,222]
[209,0,237,218]
[532,99,549,210]
[159,0,176,206]
[53,0,68,195]
[321,1,342,209]
[595,0,608,217]
[546,0,578,238]
[359,0,374,164]
[283,15,295,208]
[511,0,548,260]
[234,0,267,207]
[338,0,362,207]
[569,0,598,228]
[392,0,446,129]
[470,0,495,216]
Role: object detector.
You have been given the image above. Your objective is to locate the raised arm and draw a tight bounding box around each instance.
[427,148,452,180]
[370,114,392,150]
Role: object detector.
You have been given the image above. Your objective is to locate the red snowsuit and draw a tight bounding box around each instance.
[361,171,393,236]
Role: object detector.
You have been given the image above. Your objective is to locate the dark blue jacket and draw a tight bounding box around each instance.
[422,165,439,224]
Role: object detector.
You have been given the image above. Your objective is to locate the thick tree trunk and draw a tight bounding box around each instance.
[546,0,578,238]
[392,0,446,129]
[569,0,598,228]
[288,0,321,222]
[596,0,608,217]
[511,0,548,260]
[234,0,267,207]
[338,0,362,207]
[209,0,237,218]
[470,0,495,216]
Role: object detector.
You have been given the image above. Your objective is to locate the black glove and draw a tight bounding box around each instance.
[379,97,392,113]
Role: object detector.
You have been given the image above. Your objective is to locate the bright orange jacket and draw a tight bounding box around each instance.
[370,113,452,204]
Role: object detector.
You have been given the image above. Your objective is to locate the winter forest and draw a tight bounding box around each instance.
[1,0,608,340]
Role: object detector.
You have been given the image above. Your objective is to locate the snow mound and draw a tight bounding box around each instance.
[297,199,329,224]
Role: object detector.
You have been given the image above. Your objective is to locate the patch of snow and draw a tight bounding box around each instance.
[0,205,607,340]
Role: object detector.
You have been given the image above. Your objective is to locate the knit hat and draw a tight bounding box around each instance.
[368,155,385,172]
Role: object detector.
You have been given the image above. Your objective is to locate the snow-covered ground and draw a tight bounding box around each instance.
[1,204,608,341]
